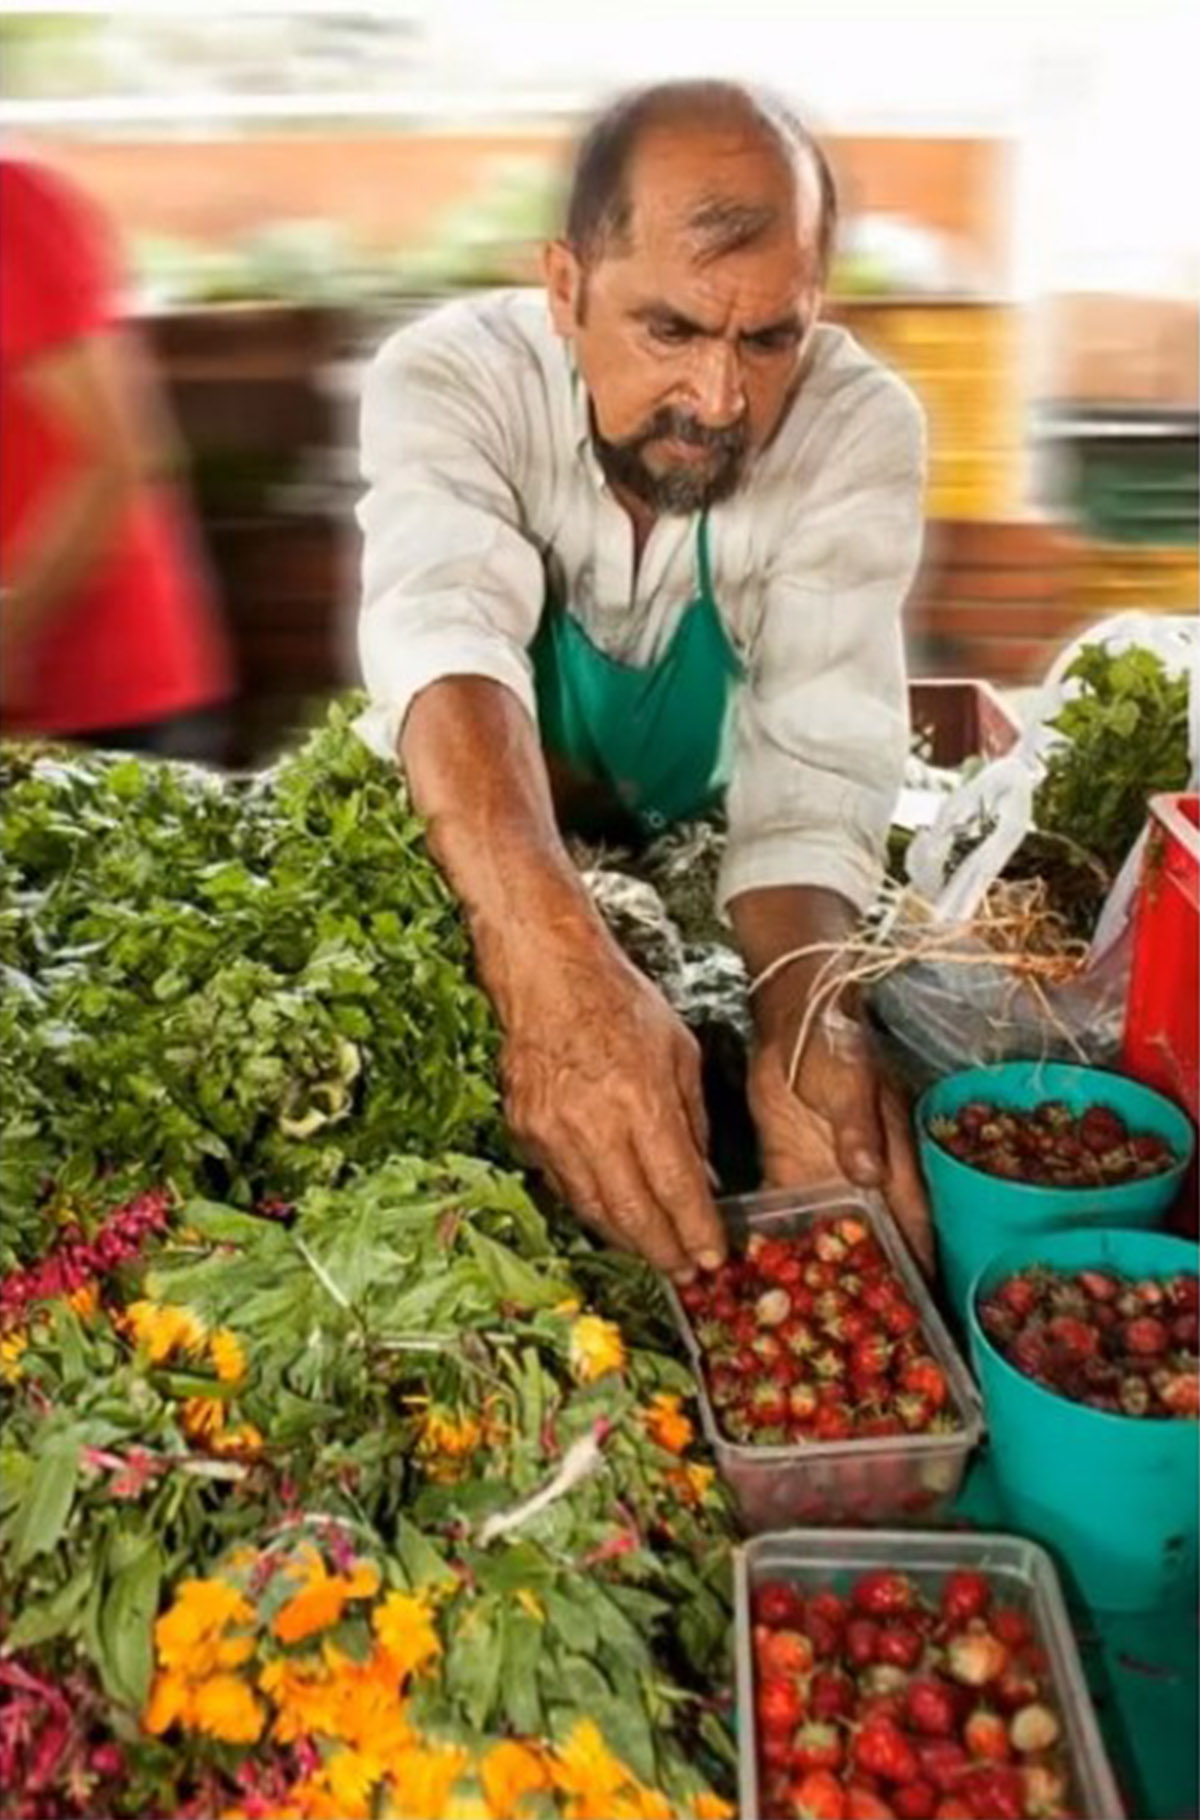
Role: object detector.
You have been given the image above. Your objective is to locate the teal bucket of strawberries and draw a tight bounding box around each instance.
[968,1226,1200,1613]
[916,1061,1195,1318]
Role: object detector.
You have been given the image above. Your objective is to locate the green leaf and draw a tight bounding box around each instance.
[500,1607,547,1735]
[98,1539,162,1710]
[463,1227,568,1310]
[2,1569,92,1652]
[444,1598,504,1730]
[9,1433,79,1568]
[394,1517,457,1595]
[543,1586,599,1655]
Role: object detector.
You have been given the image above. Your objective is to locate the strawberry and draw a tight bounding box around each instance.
[749,1382,791,1426]
[1008,1702,1061,1753]
[854,1716,920,1784]
[958,1764,1025,1820]
[852,1336,893,1378]
[846,1792,898,1820]
[783,1319,821,1357]
[758,1676,805,1734]
[836,1215,870,1246]
[751,1331,785,1364]
[1167,1273,1199,1313]
[946,1627,1008,1687]
[1078,1269,1120,1302]
[893,1784,938,1820]
[815,1227,850,1264]
[963,1711,1010,1762]
[896,1393,934,1433]
[756,1287,793,1327]
[813,1344,847,1381]
[814,1403,854,1442]
[806,1610,845,1662]
[793,1769,847,1820]
[993,1664,1040,1713]
[877,1622,924,1671]
[792,1722,845,1775]
[880,1297,922,1339]
[1021,1763,1068,1814]
[860,1664,912,1699]
[853,1571,916,1617]
[809,1589,848,1630]
[754,1582,806,1628]
[858,1691,909,1728]
[810,1668,856,1721]
[1045,1315,1098,1358]
[789,1382,821,1422]
[761,1728,794,1772]
[931,1804,972,1820]
[989,1605,1032,1651]
[900,1357,949,1409]
[996,1275,1039,1318]
[905,1679,959,1738]
[939,1570,991,1627]
[1170,1311,1199,1349]
[846,1617,883,1667]
[1157,1371,1199,1417]
[678,1279,708,1313]
[915,1739,969,1792]
[757,1627,815,1679]
[1123,1316,1169,1356]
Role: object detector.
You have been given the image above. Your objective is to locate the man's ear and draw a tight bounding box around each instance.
[544,239,583,338]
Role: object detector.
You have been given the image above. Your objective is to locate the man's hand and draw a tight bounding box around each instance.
[502,937,725,1280]
[748,1022,934,1272]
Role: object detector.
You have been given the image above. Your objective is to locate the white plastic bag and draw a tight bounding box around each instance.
[874,614,1199,1082]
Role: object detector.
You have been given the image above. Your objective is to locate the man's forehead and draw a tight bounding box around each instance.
[622,121,823,257]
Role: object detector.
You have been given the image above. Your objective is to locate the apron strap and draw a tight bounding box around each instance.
[695,510,715,603]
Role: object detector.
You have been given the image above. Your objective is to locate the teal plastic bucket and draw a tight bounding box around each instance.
[917,1062,1195,1317]
[969,1226,1200,1613]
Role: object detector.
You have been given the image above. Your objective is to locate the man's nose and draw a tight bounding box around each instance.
[687,339,746,428]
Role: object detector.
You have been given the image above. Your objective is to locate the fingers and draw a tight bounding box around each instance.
[830,1059,888,1190]
[631,1101,726,1274]
[598,1135,697,1280]
[881,1087,937,1275]
[675,1037,711,1163]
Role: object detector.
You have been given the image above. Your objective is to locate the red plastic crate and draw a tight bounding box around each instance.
[1124,793,1199,1235]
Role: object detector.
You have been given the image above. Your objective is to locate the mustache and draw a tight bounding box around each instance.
[621,406,749,457]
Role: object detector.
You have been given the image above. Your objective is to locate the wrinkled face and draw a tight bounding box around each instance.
[546,122,825,515]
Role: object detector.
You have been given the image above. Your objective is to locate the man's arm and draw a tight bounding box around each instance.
[1,330,178,713]
[358,316,723,1277]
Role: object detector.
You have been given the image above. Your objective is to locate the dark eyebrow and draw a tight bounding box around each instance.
[631,303,804,344]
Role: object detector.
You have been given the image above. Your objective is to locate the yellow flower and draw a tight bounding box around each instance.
[182,1396,227,1444]
[480,1740,549,1817]
[385,1744,469,1820]
[642,1392,694,1453]
[66,1283,99,1320]
[552,1720,633,1816]
[515,1588,544,1623]
[154,1578,256,1676]
[419,1406,482,1458]
[124,1299,207,1363]
[191,1672,265,1743]
[209,1327,247,1383]
[272,1555,380,1646]
[372,1591,441,1682]
[568,1314,626,1384]
[211,1423,264,1459]
[0,1331,27,1383]
[143,1669,192,1736]
[693,1794,736,1820]
[326,1746,385,1814]
[668,1462,716,1506]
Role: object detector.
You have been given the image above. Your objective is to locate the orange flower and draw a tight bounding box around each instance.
[211,1422,264,1459]
[182,1396,227,1444]
[667,1462,716,1506]
[385,1744,468,1820]
[568,1315,626,1384]
[481,1740,549,1817]
[209,1327,248,1383]
[66,1283,99,1320]
[124,1299,207,1363]
[272,1555,381,1646]
[190,1672,265,1743]
[154,1578,255,1677]
[693,1795,736,1820]
[642,1393,694,1453]
[372,1591,441,1682]
[551,1720,633,1817]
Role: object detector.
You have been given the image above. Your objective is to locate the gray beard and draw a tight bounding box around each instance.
[591,406,750,514]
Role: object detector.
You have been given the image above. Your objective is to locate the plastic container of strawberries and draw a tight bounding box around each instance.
[735,1528,1126,1820]
[662,1185,983,1533]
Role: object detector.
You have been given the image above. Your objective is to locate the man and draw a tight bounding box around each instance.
[357,81,932,1280]
[0,153,231,756]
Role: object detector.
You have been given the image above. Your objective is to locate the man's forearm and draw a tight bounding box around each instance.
[400,676,617,1024]
[730,884,861,1050]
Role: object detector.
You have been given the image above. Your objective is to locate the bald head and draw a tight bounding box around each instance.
[565,80,837,278]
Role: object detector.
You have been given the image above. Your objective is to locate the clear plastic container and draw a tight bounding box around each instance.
[735,1528,1126,1820]
[663,1184,983,1531]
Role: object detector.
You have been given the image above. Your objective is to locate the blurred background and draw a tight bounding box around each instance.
[3,0,1196,766]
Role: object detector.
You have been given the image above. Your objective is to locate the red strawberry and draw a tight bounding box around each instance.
[815,1227,850,1264]
[792,1722,845,1775]
[857,1414,906,1439]
[810,1669,856,1721]
[1021,1762,1068,1813]
[813,1344,847,1381]
[754,1582,806,1628]
[946,1627,1008,1687]
[758,1677,805,1734]
[809,1589,848,1631]
[1008,1701,1061,1753]
[789,1382,821,1422]
[939,1570,991,1627]
[757,1627,815,1679]
[963,1712,1010,1762]
[793,1769,847,1820]
[858,1692,909,1728]
[1123,1316,1169,1356]
[846,1617,883,1667]
[877,1623,924,1671]
[756,1287,793,1327]
[846,1792,898,1820]
[854,1716,920,1785]
[814,1403,854,1442]
[1170,1311,1199,1349]
[893,1784,938,1820]
[993,1664,1040,1714]
[852,1336,893,1378]
[783,1320,821,1357]
[1157,1372,1200,1417]
[1167,1273,1200,1313]
[761,1728,794,1772]
[860,1664,912,1700]
[896,1393,934,1433]
[678,1279,708,1313]
[989,1605,1032,1651]
[900,1357,949,1409]
[931,1804,972,1820]
[1046,1315,1099,1358]
[996,1275,1038,1318]
[806,1611,845,1662]
[915,1739,969,1793]
[750,1382,790,1426]
[1078,1269,1120,1302]
[905,1679,959,1739]
[958,1764,1025,1820]
[880,1297,921,1339]
[852,1571,916,1617]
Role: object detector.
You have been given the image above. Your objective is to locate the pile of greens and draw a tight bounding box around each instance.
[0,701,503,1241]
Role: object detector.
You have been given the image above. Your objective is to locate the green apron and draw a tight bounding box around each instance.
[531,513,744,833]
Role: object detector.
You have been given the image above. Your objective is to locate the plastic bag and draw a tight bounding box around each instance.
[872,614,1199,1085]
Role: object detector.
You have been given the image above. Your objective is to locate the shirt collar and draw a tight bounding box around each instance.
[567,352,609,492]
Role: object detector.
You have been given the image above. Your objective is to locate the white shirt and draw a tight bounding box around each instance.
[356,289,925,913]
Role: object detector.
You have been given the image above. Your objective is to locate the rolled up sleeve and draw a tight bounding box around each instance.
[718,375,926,914]
[355,313,545,761]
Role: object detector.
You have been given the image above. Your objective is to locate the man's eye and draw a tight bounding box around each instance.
[649,320,694,346]
[744,328,799,354]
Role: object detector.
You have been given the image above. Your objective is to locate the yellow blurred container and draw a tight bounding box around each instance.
[833,300,1021,520]
[1074,542,1199,613]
